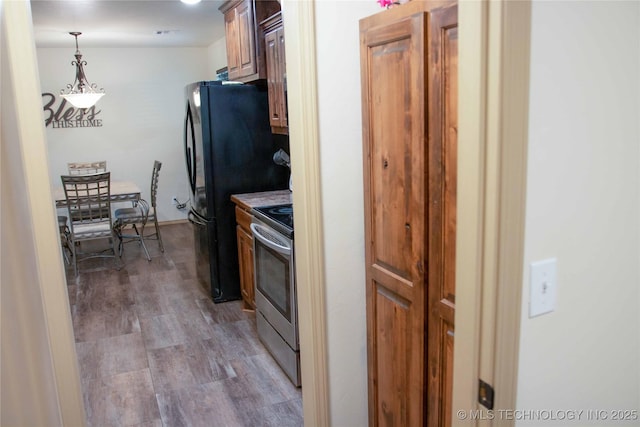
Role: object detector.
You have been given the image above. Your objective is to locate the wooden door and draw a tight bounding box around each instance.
[236,0,257,78]
[276,26,287,129]
[265,27,283,128]
[224,9,240,79]
[360,7,428,427]
[360,2,458,426]
[237,224,255,310]
[264,13,287,134]
[426,4,458,427]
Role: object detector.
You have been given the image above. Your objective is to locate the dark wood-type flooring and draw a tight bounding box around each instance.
[65,222,303,427]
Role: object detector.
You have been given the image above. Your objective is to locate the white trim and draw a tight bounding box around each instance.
[2,1,86,425]
[453,0,531,424]
[452,0,487,419]
[281,1,330,425]
[492,0,531,414]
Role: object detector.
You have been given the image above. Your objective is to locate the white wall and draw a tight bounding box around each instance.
[315,1,379,425]
[2,13,61,427]
[36,47,214,222]
[2,1,85,424]
[207,37,228,75]
[517,1,640,424]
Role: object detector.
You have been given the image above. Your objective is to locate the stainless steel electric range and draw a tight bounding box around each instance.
[250,204,300,386]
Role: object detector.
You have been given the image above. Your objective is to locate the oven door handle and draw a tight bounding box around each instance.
[250,223,291,256]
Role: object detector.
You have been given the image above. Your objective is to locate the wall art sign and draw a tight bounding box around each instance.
[42,92,103,128]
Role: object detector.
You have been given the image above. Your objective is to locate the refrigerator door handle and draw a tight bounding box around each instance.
[188,210,207,226]
[184,103,197,194]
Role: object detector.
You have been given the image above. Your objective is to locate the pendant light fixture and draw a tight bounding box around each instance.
[60,32,105,109]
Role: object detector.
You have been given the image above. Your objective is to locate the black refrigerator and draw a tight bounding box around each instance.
[184,81,288,303]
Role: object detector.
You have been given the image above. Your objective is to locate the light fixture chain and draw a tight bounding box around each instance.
[60,31,105,109]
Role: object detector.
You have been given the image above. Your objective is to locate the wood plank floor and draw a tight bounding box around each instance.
[65,222,303,427]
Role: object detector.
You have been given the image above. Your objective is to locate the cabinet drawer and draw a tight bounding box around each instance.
[235,206,253,232]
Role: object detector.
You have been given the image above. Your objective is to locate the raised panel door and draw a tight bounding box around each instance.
[426,4,458,427]
[224,10,240,79]
[276,26,287,130]
[360,11,427,427]
[263,13,287,135]
[360,2,458,426]
[265,28,283,129]
[220,0,281,83]
[237,224,255,310]
[236,0,257,78]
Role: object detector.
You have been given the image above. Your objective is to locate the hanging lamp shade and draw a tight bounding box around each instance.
[60,32,105,109]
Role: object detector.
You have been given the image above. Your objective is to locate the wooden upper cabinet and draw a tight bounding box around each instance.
[359,1,458,426]
[219,0,280,83]
[223,7,240,77]
[262,12,288,135]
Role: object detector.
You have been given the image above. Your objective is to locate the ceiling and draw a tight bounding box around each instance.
[30,0,226,48]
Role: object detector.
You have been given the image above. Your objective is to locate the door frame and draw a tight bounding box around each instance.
[453,0,531,424]
[283,0,532,426]
[281,1,330,425]
[2,1,87,425]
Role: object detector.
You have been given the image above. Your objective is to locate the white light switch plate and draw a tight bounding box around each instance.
[529,258,557,318]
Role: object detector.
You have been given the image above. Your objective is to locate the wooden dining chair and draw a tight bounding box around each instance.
[113,161,164,261]
[61,172,119,276]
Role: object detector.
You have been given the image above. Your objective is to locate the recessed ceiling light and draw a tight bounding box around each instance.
[180,0,201,4]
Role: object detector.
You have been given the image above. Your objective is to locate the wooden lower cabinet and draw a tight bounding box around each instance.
[234,205,255,310]
[359,2,458,426]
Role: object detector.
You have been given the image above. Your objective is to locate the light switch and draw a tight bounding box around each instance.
[529,258,557,318]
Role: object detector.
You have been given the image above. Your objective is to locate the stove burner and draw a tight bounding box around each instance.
[262,205,292,216]
[253,203,294,237]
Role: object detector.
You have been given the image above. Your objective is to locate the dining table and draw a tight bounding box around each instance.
[53,180,141,208]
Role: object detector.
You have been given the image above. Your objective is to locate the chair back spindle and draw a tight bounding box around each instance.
[67,161,108,175]
[150,160,162,208]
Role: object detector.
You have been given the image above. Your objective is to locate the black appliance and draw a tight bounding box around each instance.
[253,204,294,237]
[184,81,288,303]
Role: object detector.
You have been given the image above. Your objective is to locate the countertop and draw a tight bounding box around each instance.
[230,189,292,211]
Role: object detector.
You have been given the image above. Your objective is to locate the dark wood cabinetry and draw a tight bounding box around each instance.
[359,2,458,426]
[231,190,292,311]
[219,0,280,83]
[234,205,255,310]
[262,12,288,134]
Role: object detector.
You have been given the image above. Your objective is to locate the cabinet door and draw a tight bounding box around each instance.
[236,0,257,78]
[237,225,255,310]
[224,9,240,79]
[277,26,287,129]
[221,0,281,83]
[265,24,287,132]
[265,29,281,127]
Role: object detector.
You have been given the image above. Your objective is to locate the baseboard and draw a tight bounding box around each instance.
[158,218,189,226]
